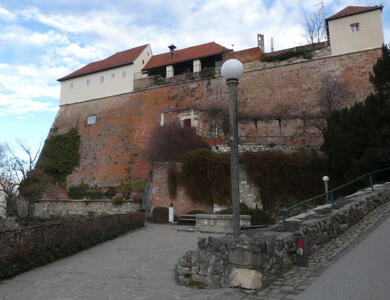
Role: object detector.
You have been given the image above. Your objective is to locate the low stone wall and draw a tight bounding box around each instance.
[176,183,390,290]
[34,199,141,218]
[195,214,251,233]
[0,212,145,280]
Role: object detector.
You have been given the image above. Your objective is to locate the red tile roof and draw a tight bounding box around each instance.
[326,5,383,21]
[58,44,149,81]
[143,42,230,70]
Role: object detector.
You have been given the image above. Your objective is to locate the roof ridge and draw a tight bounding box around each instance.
[58,44,148,81]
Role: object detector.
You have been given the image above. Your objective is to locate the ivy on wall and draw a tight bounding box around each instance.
[168,148,329,210]
[36,128,81,183]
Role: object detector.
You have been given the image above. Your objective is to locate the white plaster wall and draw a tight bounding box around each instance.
[60,45,152,105]
[0,190,6,218]
[329,10,384,56]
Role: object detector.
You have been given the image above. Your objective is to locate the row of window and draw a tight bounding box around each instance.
[69,71,128,89]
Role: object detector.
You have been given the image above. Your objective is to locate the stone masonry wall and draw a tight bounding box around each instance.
[150,162,262,216]
[33,199,141,218]
[151,162,214,216]
[176,183,390,290]
[50,48,381,187]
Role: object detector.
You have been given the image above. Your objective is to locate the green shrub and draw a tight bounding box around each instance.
[239,203,274,225]
[104,186,116,199]
[36,128,81,183]
[19,170,48,202]
[129,180,147,192]
[67,184,89,199]
[86,190,104,200]
[116,183,132,199]
[152,206,169,223]
[261,48,313,62]
[199,68,215,79]
[240,148,328,210]
[181,149,230,206]
[111,196,124,206]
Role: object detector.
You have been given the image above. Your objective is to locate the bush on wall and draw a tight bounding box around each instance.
[36,128,81,183]
[240,148,328,210]
[146,123,210,162]
[181,149,231,206]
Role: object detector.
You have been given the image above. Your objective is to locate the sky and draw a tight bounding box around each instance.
[0,0,389,154]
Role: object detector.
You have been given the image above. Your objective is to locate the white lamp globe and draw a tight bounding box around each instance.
[322,176,329,182]
[221,59,244,80]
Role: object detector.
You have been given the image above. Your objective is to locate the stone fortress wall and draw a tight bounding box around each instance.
[50,47,381,188]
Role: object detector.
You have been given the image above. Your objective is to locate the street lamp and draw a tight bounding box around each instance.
[221,59,244,238]
[322,176,329,203]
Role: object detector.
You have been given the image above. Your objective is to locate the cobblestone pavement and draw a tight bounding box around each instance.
[0,194,389,300]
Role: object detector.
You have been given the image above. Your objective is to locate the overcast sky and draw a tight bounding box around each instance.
[0,0,389,153]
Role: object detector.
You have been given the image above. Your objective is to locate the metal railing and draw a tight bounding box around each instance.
[281,166,390,229]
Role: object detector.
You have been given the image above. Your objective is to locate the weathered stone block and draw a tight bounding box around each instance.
[229,268,263,290]
[228,249,262,267]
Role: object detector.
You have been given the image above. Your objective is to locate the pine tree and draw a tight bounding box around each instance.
[321,45,390,179]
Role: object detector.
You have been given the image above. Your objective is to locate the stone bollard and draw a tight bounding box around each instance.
[169,203,174,223]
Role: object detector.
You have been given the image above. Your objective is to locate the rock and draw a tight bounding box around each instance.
[229,268,263,290]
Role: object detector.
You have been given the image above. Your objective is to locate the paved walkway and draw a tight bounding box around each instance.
[1,193,390,300]
[296,212,390,300]
[0,224,246,300]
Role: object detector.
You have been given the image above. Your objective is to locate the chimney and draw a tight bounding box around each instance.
[168,44,177,58]
[257,34,264,52]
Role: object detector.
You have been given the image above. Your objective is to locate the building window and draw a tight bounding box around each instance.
[70,83,73,89]
[122,71,126,78]
[111,73,116,79]
[87,115,96,125]
[350,23,360,32]
[86,79,91,86]
[100,76,104,83]
[183,119,192,128]
[142,59,144,64]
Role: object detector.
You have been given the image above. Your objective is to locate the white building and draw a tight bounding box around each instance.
[58,44,152,105]
[326,5,384,56]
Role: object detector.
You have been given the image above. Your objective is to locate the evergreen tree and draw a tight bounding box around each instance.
[321,45,390,179]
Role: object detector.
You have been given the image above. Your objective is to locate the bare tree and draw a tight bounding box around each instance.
[0,141,41,216]
[304,3,327,44]
[309,75,354,136]
[318,75,354,114]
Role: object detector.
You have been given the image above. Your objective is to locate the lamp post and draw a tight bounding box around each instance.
[322,176,329,203]
[221,59,244,238]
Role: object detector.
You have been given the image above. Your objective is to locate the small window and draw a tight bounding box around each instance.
[142,59,144,64]
[100,76,104,83]
[183,119,191,128]
[87,115,96,125]
[122,71,126,78]
[86,79,91,86]
[350,23,359,32]
[111,73,116,79]
[70,83,73,89]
